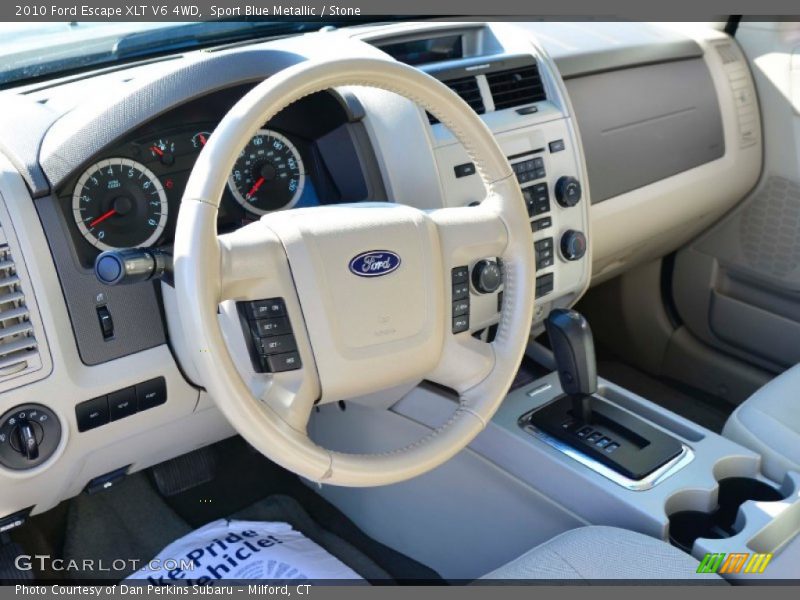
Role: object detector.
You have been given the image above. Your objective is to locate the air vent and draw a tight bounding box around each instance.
[428,75,485,124]
[0,241,39,379]
[486,63,546,111]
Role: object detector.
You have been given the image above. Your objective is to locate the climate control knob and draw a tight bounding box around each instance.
[555,176,582,207]
[472,260,503,294]
[560,230,587,261]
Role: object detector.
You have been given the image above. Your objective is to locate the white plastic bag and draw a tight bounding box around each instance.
[125,519,363,585]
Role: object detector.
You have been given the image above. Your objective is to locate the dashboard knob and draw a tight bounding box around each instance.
[0,404,60,470]
[555,176,582,207]
[560,230,587,261]
[472,260,503,294]
[13,421,39,461]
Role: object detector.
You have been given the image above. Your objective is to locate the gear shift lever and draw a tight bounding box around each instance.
[545,309,597,423]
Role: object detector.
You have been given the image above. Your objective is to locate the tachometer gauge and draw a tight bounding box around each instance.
[227,129,305,215]
[72,158,168,251]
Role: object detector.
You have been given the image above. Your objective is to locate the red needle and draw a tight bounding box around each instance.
[89,208,117,228]
[198,134,207,146]
[246,177,265,199]
[151,145,164,156]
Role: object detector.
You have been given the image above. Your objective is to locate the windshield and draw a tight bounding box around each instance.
[0,21,350,88]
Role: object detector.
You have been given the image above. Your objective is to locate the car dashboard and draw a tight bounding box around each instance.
[0,21,761,521]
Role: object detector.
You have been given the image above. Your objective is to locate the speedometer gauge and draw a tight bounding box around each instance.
[227,129,305,215]
[72,158,168,251]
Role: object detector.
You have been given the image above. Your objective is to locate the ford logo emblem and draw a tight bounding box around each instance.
[348,250,401,278]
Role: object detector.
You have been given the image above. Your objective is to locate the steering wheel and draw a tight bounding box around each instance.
[174,57,534,487]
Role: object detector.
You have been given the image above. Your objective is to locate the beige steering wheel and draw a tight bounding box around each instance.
[174,57,534,487]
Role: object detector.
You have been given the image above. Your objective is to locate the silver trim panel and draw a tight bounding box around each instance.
[518,409,695,491]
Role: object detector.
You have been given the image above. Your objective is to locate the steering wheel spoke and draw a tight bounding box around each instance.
[425,203,509,392]
[216,222,321,432]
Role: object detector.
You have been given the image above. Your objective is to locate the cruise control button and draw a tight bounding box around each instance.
[258,334,297,355]
[253,317,292,338]
[262,352,302,373]
[246,298,285,320]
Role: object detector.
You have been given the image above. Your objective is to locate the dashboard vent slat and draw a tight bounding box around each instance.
[0,240,40,380]
[428,75,485,124]
[486,63,547,111]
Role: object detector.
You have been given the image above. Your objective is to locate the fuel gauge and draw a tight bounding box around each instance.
[149,138,176,165]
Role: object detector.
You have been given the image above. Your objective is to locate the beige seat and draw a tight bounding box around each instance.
[481,526,721,581]
[723,364,800,482]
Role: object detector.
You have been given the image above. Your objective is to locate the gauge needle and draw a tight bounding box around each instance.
[246,177,266,199]
[89,208,117,228]
[150,146,164,156]
[198,134,207,146]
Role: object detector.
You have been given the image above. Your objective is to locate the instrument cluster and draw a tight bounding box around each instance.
[69,123,317,252]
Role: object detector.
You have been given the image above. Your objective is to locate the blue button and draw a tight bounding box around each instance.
[95,255,122,283]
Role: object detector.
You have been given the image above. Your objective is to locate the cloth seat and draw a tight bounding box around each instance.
[723,364,800,482]
[480,526,720,581]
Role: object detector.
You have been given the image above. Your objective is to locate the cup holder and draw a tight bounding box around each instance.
[668,477,785,552]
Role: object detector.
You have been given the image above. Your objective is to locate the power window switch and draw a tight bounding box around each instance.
[97,305,114,340]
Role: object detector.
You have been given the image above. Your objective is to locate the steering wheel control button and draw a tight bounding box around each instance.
[0,405,61,470]
[246,298,285,320]
[136,377,167,411]
[261,352,302,373]
[109,387,137,421]
[555,176,582,207]
[452,299,470,317]
[452,315,470,334]
[76,396,110,432]
[535,273,555,298]
[253,317,292,338]
[451,266,469,284]
[472,260,503,294]
[258,334,297,355]
[451,267,471,334]
[238,298,302,374]
[453,162,476,178]
[535,238,555,269]
[560,230,588,261]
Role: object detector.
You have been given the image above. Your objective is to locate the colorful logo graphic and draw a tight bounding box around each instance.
[696,552,773,574]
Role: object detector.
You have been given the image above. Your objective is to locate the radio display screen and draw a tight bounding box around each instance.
[379,35,463,66]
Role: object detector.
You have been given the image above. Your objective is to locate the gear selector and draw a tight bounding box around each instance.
[527,309,684,481]
[545,309,596,423]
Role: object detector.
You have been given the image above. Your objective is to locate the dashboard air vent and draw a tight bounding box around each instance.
[486,63,546,111]
[0,239,39,378]
[428,75,485,124]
